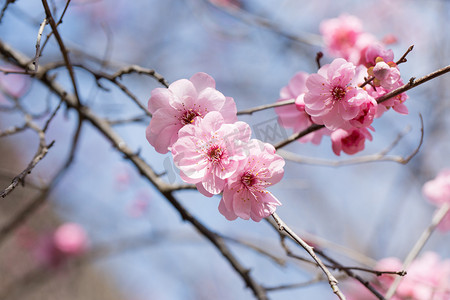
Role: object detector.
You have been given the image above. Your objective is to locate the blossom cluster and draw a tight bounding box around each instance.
[345,252,450,300]
[146,72,285,221]
[276,14,408,156]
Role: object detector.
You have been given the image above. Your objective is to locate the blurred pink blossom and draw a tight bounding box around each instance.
[346,252,450,300]
[423,169,450,231]
[0,66,30,101]
[34,223,87,268]
[53,223,87,255]
[146,72,237,154]
[274,71,330,144]
[172,111,251,196]
[128,190,151,218]
[331,127,373,156]
[320,14,377,65]
[219,139,284,222]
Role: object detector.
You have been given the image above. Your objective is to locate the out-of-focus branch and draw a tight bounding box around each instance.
[204,0,322,46]
[0,0,16,23]
[278,116,424,166]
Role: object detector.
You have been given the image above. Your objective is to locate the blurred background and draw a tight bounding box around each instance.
[0,0,449,299]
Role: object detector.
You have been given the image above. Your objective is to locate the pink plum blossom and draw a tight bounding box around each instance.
[218,140,284,222]
[349,96,377,128]
[423,169,450,231]
[320,14,363,61]
[146,72,237,153]
[172,111,251,196]
[304,58,375,130]
[274,71,330,144]
[331,127,373,156]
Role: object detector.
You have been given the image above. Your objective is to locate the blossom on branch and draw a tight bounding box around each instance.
[331,127,373,156]
[219,139,284,222]
[304,58,376,130]
[172,111,251,196]
[146,72,237,153]
[275,71,330,144]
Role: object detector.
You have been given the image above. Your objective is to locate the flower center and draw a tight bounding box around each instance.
[180,109,201,125]
[331,86,346,101]
[241,171,257,187]
[207,145,223,162]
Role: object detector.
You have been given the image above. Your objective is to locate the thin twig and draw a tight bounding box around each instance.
[395,45,414,65]
[237,99,295,115]
[314,248,387,300]
[41,0,81,106]
[33,18,48,72]
[274,124,324,149]
[271,213,346,299]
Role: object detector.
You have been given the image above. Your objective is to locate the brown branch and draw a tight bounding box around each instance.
[316,51,323,69]
[395,45,414,65]
[376,65,450,104]
[274,124,324,149]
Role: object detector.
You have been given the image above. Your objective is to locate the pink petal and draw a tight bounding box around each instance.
[218,198,238,220]
[190,72,216,92]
